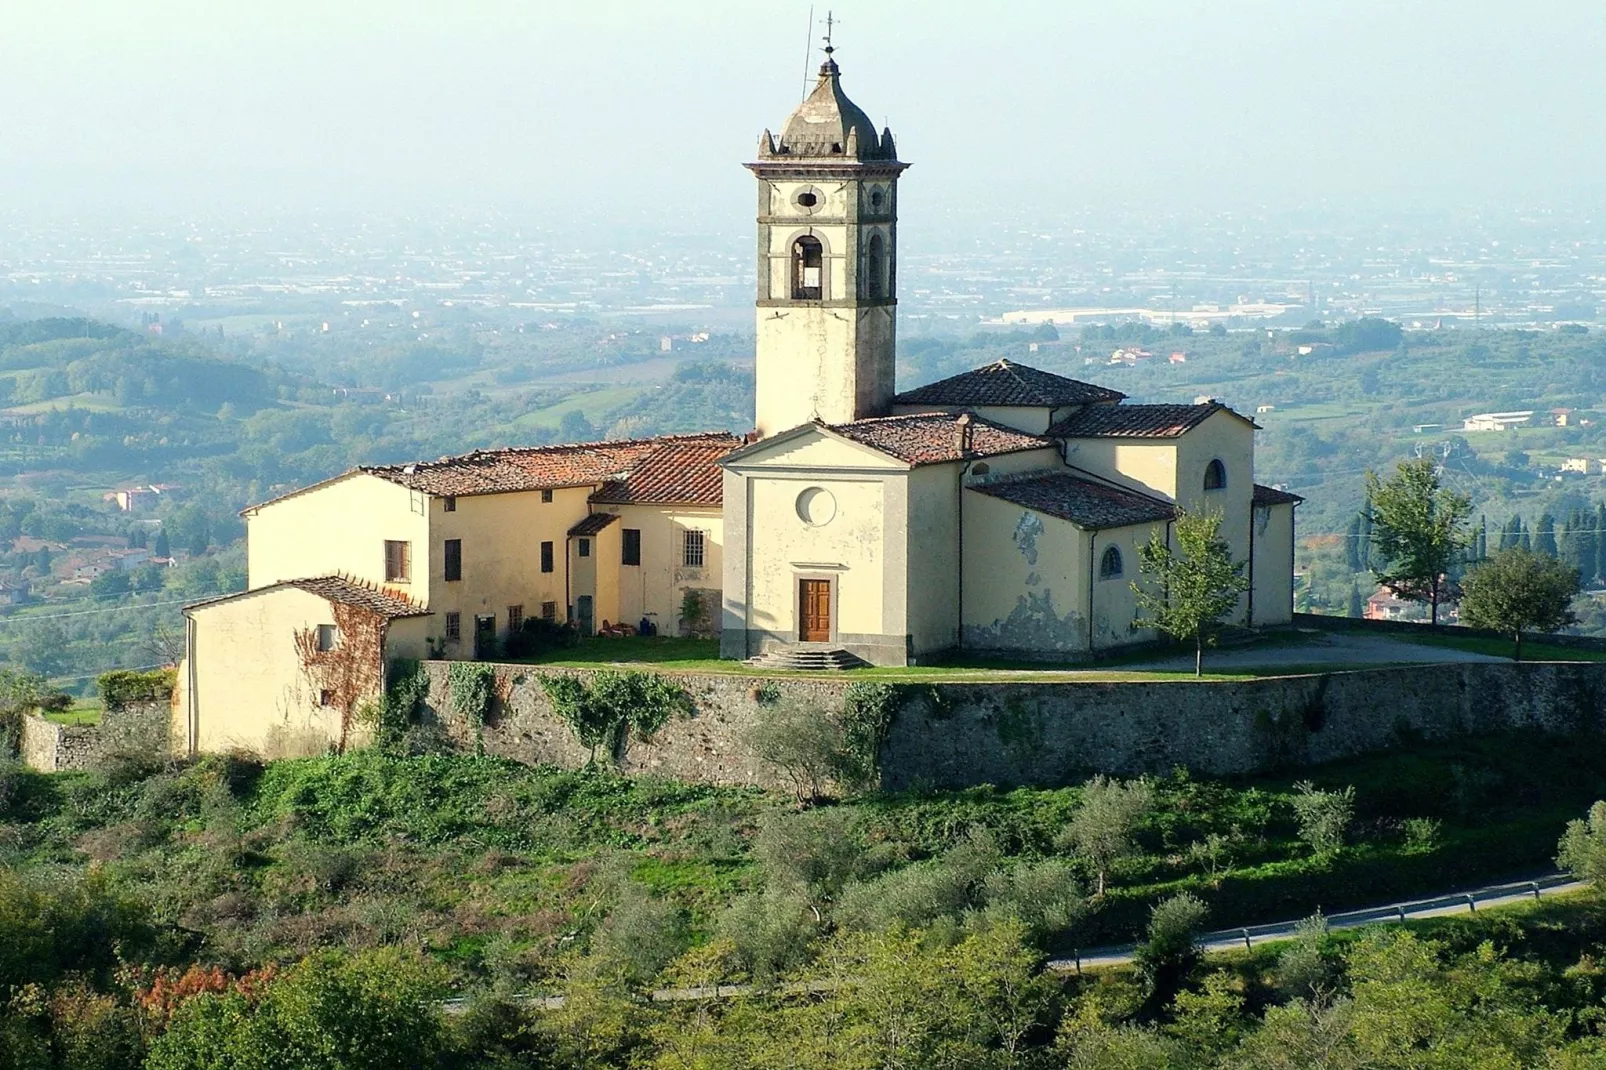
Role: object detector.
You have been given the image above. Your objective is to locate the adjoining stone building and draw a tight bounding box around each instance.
[176,42,1301,755]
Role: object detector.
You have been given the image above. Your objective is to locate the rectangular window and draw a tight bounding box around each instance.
[541,489,553,503]
[384,540,411,582]
[318,689,334,707]
[507,604,524,632]
[443,495,457,512]
[541,600,557,621]
[444,538,462,582]
[622,528,642,566]
[578,538,591,558]
[316,624,337,652]
[540,541,554,573]
[683,529,705,568]
[445,611,461,641]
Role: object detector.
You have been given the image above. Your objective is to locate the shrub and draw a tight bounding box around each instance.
[96,668,177,710]
[1290,782,1355,857]
[752,807,872,916]
[541,671,691,765]
[503,617,578,659]
[717,887,818,983]
[1274,911,1336,1001]
[589,887,687,988]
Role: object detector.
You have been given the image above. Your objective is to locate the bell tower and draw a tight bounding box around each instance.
[747,38,908,437]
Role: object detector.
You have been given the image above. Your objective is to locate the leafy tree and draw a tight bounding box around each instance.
[153,530,171,559]
[146,949,446,1070]
[1133,892,1208,1006]
[1132,509,1249,675]
[1458,548,1580,661]
[740,699,857,804]
[1558,801,1606,888]
[88,569,131,600]
[1055,775,1153,896]
[1364,457,1472,625]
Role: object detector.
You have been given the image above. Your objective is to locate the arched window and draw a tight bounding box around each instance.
[865,233,886,299]
[1099,545,1123,580]
[792,235,823,299]
[1204,458,1227,491]
[969,462,990,477]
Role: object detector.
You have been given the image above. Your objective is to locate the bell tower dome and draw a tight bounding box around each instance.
[747,40,908,437]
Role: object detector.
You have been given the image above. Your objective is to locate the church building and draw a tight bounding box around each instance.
[173,43,1299,756]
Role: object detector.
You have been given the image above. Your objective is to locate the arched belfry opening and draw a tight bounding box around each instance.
[792,235,824,300]
[865,232,886,299]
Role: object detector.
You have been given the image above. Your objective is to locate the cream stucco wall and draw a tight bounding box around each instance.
[1174,412,1256,623]
[1061,441,1179,501]
[755,305,895,436]
[891,403,1061,435]
[427,486,591,655]
[605,505,723,635]
[905,464,960,657]
[246,474,429,596]
[184,587,378,757]
[962,490,1092,655]
[1251,502,1296,627]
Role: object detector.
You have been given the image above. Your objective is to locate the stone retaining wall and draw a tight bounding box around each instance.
[18,700,172,773]
[420,660,1606,790]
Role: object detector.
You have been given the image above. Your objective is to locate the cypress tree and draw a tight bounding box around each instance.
[1347,584,1365,618]
[1519,518,1531,552]
[1535,512,1558,557]
[1597,503,1606,584]
[1346,514,1363,572]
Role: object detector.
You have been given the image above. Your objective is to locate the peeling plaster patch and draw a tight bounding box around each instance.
[1013,512,1045,566]
[963,589,1085,652]
[1025,571,1041,588]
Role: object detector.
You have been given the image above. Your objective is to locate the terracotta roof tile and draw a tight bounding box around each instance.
[893,360,1125,408]
[347,432,742,503]
[971,473,1178,530]
[588,435,741,505]
[1049,402,1245,439]
[1253,483,1304,506]
[826,413,1053,466]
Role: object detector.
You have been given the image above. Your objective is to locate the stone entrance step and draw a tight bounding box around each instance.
[745,646,871,672]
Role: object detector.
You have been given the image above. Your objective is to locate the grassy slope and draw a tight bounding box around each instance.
[4,730,1604,986]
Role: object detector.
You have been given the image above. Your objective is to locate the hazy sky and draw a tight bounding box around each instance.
[4,0,1604,229]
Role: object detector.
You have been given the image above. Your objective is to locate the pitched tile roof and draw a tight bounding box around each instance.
[237,432,745,513]
[970,473,1178,530]
[826,413,1054,466]
[892,360,1125,408]
[1049,402,1251,439]
[185,574,431,618]
[568,512,621,537]
[1253,483,1304,506]
[588,434,741,506]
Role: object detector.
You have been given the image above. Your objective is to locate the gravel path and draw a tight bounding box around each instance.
[1114,629,1506,674]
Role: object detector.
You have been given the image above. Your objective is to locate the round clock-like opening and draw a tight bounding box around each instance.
[795,486,837,526]
[796,191,819,208]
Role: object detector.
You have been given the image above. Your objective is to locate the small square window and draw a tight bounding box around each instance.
[622,528,642,566]
[318,689,335,707]
[384,540,411,582]
[683,529,705,568]
[541,489,553,504]
[445,611,461,641]
[540,541,554,573]
[508,604,524,632]
[316,624,337,652]
[444,538,462,582]
[578,538,591,558]
[541,601,557,622]
[443,495,457,512]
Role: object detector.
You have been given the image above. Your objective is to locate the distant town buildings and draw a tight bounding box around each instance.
[1462,411,1534,432]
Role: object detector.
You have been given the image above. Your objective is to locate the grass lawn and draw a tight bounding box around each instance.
[41,700,101,727]
[509,633,1383,682]
[1395,630,1606,663]
[509,385,643,431]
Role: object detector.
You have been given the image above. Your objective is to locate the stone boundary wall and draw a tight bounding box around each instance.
[420,659,1606,790]
[18,701,172,773]
[1294,611,1606,654]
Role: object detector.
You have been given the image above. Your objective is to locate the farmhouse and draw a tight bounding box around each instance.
[177,47,1300,754]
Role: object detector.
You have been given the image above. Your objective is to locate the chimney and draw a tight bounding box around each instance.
[954,413,975,456]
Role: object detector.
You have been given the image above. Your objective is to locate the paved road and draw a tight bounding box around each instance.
[1052,873,1580,972]
[1116,629,1506,674]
